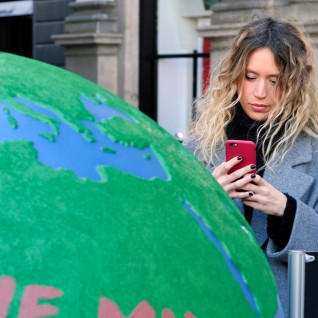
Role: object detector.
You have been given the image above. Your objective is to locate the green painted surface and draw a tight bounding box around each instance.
[0,53,279,317]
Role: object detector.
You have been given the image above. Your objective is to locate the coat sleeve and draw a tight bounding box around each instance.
[267,192,318,262]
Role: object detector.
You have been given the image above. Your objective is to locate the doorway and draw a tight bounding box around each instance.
[0,15,32,58]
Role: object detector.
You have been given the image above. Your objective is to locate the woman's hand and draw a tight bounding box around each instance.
[242,174,287,216]
[212,156,256,199]
[212,157,287,216]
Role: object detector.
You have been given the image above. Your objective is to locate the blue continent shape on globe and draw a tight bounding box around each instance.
[0,95,167,181]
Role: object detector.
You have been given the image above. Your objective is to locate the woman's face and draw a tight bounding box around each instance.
[239,47,281,121]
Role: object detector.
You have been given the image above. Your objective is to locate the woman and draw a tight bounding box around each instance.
[185,17,318,314]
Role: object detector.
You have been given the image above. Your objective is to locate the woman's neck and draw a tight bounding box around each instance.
[226,104,265,144]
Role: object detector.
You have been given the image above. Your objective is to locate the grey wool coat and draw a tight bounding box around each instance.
[184,131,318,315]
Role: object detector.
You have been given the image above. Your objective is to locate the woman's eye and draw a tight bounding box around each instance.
[245,75,255,80]
[270,80,277,85]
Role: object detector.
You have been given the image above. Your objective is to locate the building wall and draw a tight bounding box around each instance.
[197,1,318,81]
[33,0,72,67]
[51,0,139,109]
[3,0,318,138]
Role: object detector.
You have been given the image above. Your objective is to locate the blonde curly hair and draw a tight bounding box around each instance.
[192,17,318,168]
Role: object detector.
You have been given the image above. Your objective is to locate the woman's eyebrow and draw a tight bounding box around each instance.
[246,69,280,77]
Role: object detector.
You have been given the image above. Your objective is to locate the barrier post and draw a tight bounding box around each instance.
[288,250,306,318]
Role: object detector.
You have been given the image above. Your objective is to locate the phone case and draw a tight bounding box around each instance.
[225,140,256,174]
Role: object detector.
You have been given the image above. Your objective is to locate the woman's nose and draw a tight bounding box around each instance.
[254,81,267,99]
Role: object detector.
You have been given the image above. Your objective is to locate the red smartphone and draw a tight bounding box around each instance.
[225,140,256,174]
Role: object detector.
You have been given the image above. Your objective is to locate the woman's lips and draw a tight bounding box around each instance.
[250,103,269,112]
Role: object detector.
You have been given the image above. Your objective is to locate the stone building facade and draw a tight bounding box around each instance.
[51,0,318,118]
[196,0,318,79]
[53,0,139,108]
[1,0,318,130]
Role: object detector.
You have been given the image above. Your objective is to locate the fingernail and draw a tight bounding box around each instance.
[251,174,256,179]
[249,192,254,196]
[250,164,256,169]
[237,156,242,160]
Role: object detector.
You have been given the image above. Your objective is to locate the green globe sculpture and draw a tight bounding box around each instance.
[0,52,282,317]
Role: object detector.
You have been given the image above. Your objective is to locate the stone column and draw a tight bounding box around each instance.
[52,0,122,94]
[196,0,318,79]
[116,0,139,107]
